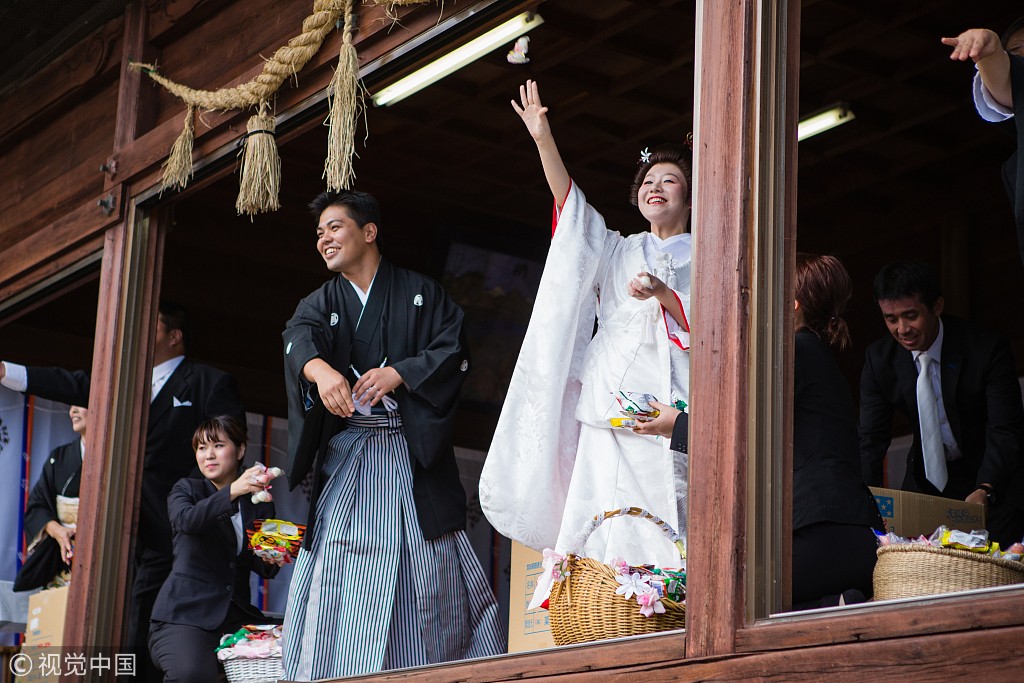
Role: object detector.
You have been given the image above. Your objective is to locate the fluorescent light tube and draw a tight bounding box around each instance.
[372,11,544,107]
[797,105,854,141]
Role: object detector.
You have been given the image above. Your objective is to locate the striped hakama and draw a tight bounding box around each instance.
[282,411,504,681]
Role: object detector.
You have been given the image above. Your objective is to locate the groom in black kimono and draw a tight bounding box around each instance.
[281,190,502,680]
[282,191,471,541]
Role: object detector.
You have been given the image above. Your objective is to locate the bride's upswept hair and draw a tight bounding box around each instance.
[628,143,693,206]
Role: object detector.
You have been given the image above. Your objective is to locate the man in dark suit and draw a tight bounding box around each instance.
[0,301,244,681]
[859,262,1024,546]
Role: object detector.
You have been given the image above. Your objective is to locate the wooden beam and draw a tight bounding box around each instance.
[0,235,103,305]
[0,92,119,250]
[106,1,160,188]
[0,17,123,150]
[105,1,440,189]
[737,587,1024,653]
[0,186,122,291]
[307,623,1024,681]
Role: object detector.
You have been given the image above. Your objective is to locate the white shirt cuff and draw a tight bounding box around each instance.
[973,70,1014,122]
[0,361,28,393]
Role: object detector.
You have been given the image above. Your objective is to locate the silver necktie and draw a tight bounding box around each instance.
[916,352,947,491]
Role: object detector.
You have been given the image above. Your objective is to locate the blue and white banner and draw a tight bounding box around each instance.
[0,386,27,584]
[0,389,76,583]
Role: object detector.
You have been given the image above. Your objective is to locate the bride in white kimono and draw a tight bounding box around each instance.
[480,80,692,567]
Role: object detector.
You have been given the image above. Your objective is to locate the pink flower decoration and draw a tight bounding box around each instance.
[636,587,666,618]
[542,549,569,582]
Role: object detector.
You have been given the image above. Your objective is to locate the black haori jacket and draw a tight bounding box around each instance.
[283,258,471,546]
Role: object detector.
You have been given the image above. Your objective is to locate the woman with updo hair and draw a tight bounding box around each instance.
[792,253,884,609]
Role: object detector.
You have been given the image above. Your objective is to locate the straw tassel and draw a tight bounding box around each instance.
[162,104,197,190]
[324,0,362,191]
[235,103,281,216]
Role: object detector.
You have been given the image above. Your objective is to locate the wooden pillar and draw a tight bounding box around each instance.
[63,205,163,656]
[687,0,757,657]
[64,2,165,658]
[687,0,798,655]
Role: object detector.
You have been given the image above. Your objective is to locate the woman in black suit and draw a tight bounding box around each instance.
[633,255,883,608]
[791,253,884,609]
[148,415,281,682]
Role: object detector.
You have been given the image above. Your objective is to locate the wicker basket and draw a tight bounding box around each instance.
[222,655,283,683]
[548,507,685,646]
[873,544,1024,601]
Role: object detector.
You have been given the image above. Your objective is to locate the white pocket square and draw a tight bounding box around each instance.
[172,397,193,407]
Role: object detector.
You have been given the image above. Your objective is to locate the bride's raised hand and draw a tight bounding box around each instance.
[511,79,551,142]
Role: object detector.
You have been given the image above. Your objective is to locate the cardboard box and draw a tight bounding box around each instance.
[870,487,985,538]
[507,542,555,653]
[24,586,68,647]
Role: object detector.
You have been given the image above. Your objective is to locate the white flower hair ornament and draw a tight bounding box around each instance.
[639,147,652,164]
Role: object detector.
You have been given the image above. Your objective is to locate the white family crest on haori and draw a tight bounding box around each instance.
[329,312,339,326]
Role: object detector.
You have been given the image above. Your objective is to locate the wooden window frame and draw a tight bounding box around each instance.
[728,0,1024,664]
[40,0,1024,677]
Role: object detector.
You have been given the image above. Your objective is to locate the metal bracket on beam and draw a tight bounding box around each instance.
[97,193,116,216]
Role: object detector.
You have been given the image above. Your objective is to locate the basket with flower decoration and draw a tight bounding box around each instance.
[217,624,283,683]
[540,507,686,646]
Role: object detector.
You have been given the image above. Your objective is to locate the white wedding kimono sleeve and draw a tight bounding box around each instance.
[479,182,622,550]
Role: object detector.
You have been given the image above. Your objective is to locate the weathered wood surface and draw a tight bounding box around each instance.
[110,1,443,192]
[295,624,1024,682]
[778,0,801,613]
[0,18,123,150]
[685,0,757,658]
[737,587,1024,652]
[63,206,164,651]
[0,0,439,300]
[0,235,103,306]
[110,2,159,174]
[60,224,132,651]
[0,185,121,291]
[0,83,118,252]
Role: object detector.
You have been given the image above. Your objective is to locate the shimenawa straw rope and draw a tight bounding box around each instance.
[131,0,373,213]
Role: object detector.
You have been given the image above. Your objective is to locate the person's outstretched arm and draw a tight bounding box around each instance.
[943,29,1012,109]
[512,79,571,210]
